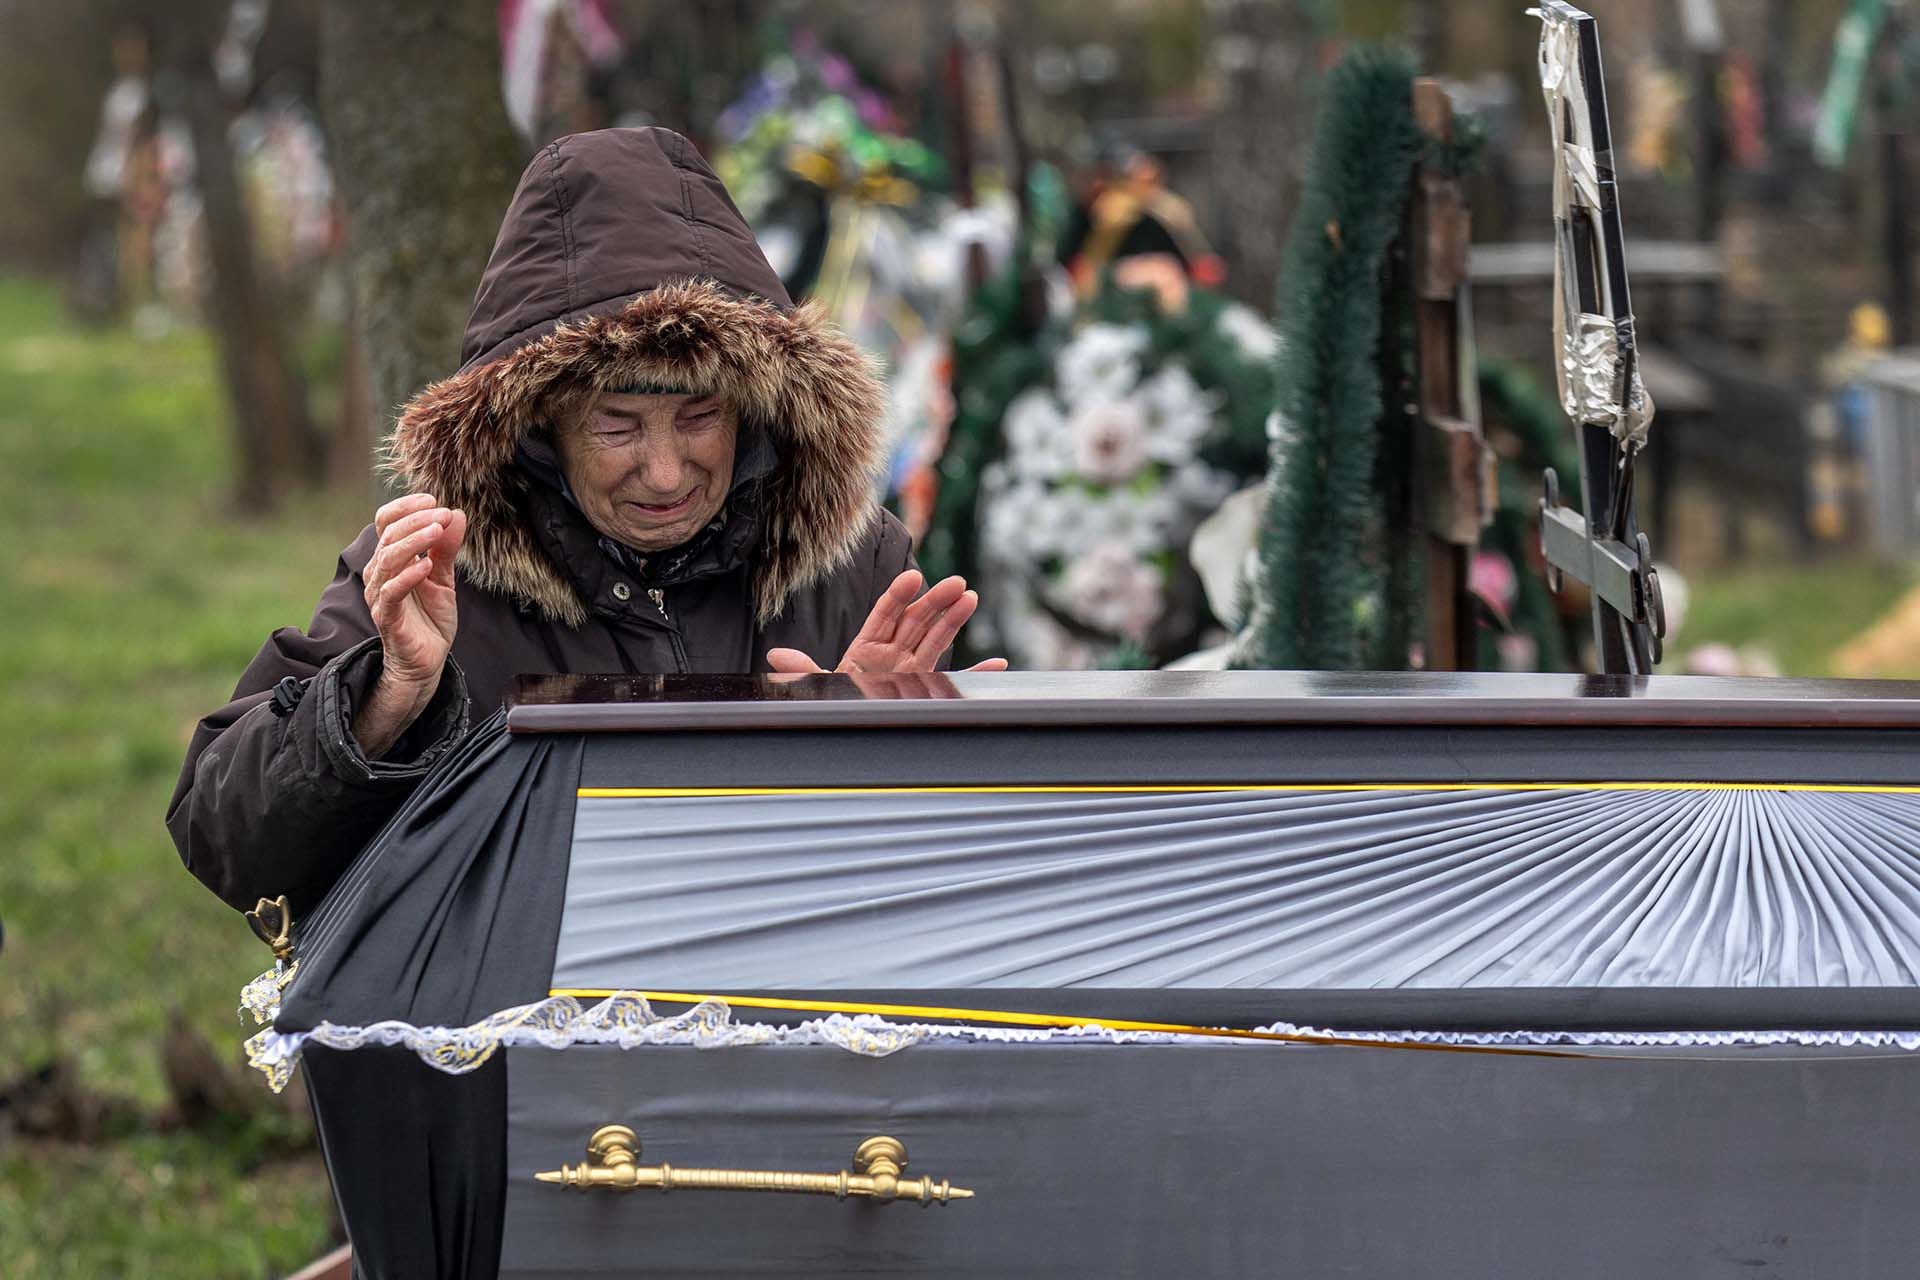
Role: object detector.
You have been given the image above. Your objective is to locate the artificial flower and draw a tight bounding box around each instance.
[1060,542,1165,642]
[1068,398,1152,484]
[1218,302,1281,360]
[1056,324,1147,407]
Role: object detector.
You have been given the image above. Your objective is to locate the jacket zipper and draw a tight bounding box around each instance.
[647,588,690,673]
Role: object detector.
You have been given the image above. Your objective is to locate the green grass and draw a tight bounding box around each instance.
[0,276,351,1277]
[1675,559,1916,677]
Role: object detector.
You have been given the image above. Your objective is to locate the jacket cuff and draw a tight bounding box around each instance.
[315,637,471,784]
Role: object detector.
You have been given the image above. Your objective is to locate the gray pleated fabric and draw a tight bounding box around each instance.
[550,788,1920,991]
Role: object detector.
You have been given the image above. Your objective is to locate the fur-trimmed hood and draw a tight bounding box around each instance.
[387,127,884,627]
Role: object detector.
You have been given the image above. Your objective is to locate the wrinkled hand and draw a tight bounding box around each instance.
[766,571,1009,674]
[353,493,467,757]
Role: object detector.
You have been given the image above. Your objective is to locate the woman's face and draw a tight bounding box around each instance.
[557,390,738,551]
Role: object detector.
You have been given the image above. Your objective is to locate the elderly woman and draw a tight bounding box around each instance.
[168,127,1000,916]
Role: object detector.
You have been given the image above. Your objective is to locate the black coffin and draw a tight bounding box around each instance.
[255,671,1920,1278]
[497,1041,1920,1278]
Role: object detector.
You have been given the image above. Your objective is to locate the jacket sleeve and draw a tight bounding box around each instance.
[165,526,471,914]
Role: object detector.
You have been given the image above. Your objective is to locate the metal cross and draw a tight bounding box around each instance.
[1532,1,1668,674]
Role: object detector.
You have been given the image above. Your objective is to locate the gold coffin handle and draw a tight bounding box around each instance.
[535,1126,973,1205]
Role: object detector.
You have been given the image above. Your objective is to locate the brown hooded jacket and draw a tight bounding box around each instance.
[168,128,911,914]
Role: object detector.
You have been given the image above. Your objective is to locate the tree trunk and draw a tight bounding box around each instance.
[328,278,378,497]
[180,71,324,514]
[320,0,523,470]
[1207,0,1316,311]
[612,0,759,147]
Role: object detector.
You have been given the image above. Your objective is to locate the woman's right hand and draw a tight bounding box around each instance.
[352,493,467,758]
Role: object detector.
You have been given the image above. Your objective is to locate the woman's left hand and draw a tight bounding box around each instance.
[766,570,1009,674]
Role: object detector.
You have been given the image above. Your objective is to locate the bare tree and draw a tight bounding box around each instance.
[1208,0,1316,311]
[320,1,524,472]
[155,3,324,514]
[181,71,325,510]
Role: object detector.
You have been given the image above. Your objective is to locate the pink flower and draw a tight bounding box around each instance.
[1061,542,1164,642]
[1470,551,1518,612]
[1027,612,1097,670]
[1068,399,1150,484]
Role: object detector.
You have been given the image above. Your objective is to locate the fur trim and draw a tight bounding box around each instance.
[388,281,885,627]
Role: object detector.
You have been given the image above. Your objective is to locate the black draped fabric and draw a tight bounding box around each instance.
[306,1047,508,1280]
[278,710,582,1032]
[278,711,580,1278]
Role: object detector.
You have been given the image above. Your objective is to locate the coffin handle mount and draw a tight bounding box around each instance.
[535,1126,973,1205]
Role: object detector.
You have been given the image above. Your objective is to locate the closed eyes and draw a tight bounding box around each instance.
[587,402,724,436]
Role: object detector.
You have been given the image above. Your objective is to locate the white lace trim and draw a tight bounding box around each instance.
[238,980,1920,1093]
[1306,1025,1920,1051]
[238,963,288,1025]
[241,990,1222,1091]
